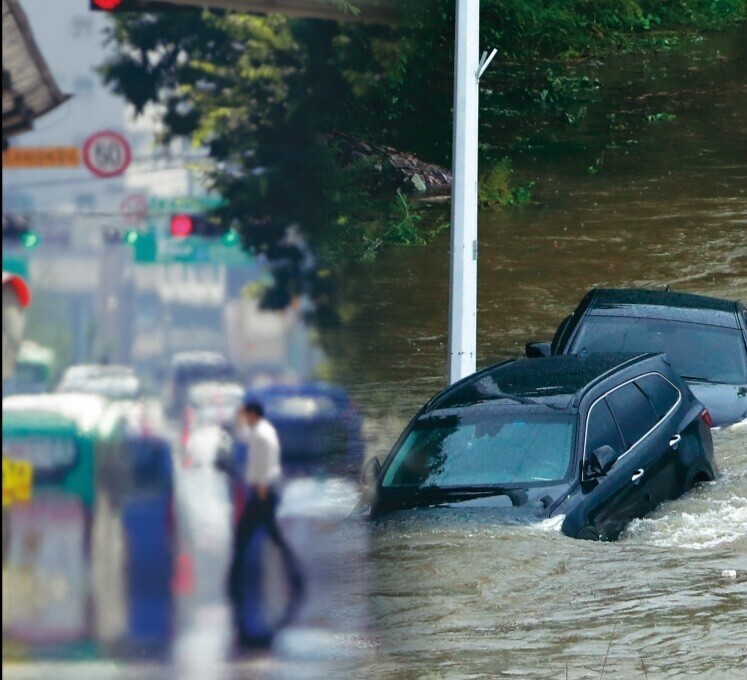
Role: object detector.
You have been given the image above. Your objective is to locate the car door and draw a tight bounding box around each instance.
[633,373,683,505]
[583,381,664,539]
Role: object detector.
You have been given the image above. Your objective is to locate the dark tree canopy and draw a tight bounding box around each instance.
[99,0,745,264]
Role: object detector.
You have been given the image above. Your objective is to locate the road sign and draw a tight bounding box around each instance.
[147,195,226,215]
[120,194,148,223]
[82,130,131,178]
[132,233,249,265]
[2,147,80,168]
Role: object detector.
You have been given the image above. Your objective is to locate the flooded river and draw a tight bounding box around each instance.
[318,27,747,680]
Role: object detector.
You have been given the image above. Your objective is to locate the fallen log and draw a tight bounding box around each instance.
[320,130,452,197]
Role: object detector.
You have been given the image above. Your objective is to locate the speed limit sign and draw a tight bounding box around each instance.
[82,130,131,178]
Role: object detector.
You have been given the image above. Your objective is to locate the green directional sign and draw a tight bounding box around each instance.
[147,195,226,215]
[132,232,251,265]
[2,254,29,278]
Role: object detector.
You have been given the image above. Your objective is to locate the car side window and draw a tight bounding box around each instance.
[586,399,625,458]
[635,374,679,420]
[605,382,659,450]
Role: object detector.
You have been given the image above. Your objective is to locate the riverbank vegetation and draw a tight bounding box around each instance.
[100,0,745,270]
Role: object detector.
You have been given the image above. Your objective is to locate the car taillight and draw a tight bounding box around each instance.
[181,407,193,448]
[701,409,713,428]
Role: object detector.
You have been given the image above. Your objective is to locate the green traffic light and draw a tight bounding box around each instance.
[21,231,40,249]
[123,230,140,245]
[221,229,239,246]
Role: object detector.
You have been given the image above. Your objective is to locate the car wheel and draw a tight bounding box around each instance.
[576,525,601,541]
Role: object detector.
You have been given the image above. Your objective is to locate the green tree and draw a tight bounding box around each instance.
[100,1,745,264]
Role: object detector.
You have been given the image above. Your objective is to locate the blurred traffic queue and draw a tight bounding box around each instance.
[2,392,176,651]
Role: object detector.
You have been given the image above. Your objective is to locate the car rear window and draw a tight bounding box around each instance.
[176,364,234,383]
[605,382,658,450]
[635,374,680,420]
[568,316,747,384]
[268,396,336,418]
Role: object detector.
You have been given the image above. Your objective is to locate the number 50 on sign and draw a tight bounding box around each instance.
[82,130,132,178]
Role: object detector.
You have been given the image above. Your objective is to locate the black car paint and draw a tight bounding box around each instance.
[363,354,715,541]
[533,289,747,427]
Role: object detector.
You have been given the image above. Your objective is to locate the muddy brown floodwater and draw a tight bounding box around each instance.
[320,27,747,679]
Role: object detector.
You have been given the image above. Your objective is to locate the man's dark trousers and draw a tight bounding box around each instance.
[227,487,303,640]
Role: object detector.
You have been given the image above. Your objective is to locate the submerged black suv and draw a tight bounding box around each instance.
[360,354,715,541]
[526,288,747,427]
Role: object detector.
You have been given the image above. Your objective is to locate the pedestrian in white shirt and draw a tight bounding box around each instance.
[227,400,303,646]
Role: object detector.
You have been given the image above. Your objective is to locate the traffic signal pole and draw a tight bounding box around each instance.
[448,0,480,385]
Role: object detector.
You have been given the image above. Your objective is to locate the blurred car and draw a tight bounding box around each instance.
[56,363,141,401]
[240,381,364,468]
[525,288,747,427]
[361,353,715,541]
[2,340,55,395]
[164,351,237,419]
[244,363,298,389]
[180,380,245,455]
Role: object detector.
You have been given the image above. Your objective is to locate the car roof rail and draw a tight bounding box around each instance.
[571,353,655,407]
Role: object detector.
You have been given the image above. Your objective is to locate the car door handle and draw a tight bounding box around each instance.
[631,468,645,482]
[669,434,682,449]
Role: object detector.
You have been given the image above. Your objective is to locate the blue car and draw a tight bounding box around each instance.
[240,382,364,469]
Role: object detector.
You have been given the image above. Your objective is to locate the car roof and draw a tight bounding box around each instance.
[188,381,244,403]
[171,351,231,367]
[243,381,351,403]
[3,393,108,433]
[428,353,656,412]
[61,364,134,381]
[585,288,740,328]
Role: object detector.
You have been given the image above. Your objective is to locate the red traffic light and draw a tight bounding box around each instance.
[170,214,193,238]
[91,0,123,9]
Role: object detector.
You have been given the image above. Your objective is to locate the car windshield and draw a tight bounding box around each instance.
[569,316,747,384]
[382,411,575,489]
[176,364,235,384]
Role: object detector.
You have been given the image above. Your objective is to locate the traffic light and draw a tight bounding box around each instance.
[221,229,239,247]
[2,215,40,250]
[170,214,194,238]
[89,0,196,12]
[169,213,227,239]
[123,229,140,245]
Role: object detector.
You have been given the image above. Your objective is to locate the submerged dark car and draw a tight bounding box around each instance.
[526,289,747,427]
[361,354,715,541]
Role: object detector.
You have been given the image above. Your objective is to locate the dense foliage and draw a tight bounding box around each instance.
[100,0,745,267]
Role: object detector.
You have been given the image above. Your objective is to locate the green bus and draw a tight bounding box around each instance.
[2,393,175,648]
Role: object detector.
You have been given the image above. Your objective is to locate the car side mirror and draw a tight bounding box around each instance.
[361,456,382,488]
[585,445,618,480]
[525,342,551,358]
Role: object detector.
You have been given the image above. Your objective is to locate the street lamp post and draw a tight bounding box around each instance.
[448,0,480,385]
[447,0,496,385]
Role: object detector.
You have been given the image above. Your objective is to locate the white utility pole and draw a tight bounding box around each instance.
[448,0,491,384]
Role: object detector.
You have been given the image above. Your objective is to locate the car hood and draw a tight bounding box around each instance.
[687,381,747,427]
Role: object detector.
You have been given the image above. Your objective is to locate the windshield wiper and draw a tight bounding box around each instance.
[680,375,716,384]
[416,486,529,507]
